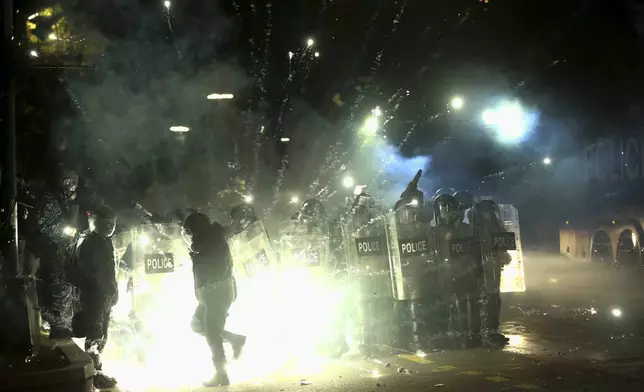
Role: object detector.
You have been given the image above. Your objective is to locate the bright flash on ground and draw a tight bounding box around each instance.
[307,38,314,47]
[243,194,254,203]
[281,137,290,142]
[29,50,38,57]
[48,33,57,40]
[450,96,464,110]
[611,308,622,317]
[63,226,76,237]
[170,126,189,133]
[416,350,426,358]
[207,93,234,100]
[164,1,171,9]
[371,369,381,378]
[343,175,355,188]
[543,157,552,165]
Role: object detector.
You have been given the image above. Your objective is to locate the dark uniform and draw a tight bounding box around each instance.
[433,194,481,348]
[23,172,80,339]
[472,200,511,346]
[70,206,119,389]
[182,213,246,387]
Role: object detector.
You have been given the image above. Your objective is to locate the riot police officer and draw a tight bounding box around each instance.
[23,166,80,338]
[182,213,246,387]
[70,205,119,389]
[471,200,511,347]
[230,204,259,236]
[433,194,481,348]
[453,190,474,223]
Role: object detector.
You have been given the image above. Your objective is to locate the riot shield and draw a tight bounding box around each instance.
[227,220,278,280]
[385,208,437,301]
[497,204,526,293]
[342,214,392,299]
[279,233,331,271]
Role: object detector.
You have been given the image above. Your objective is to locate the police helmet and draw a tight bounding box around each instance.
[472,199,502,225]
[453,190,474,210]
[300,198,325,219]
[433,194,460,225]
[433,188,454,199]
[88,205,117,238]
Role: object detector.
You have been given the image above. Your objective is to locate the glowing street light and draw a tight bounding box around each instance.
[307,38,314,47]
[450,96,464,110]
[280,137,290,142]
[48,33,57,40]
[543,157,552,165]
[611,308,622,318]
[207,93,234,100]
[243,194,253,203]
[164,1,171,9]
[170,126,189,133]
[314,52,320,58]
[29,50,38,58]
[342,176,355,188]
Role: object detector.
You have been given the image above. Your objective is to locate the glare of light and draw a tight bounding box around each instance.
[450,96,464,110]
[416,350,426,358]
[280,137,290,142]
[29,50,38,58]
[362,116,379,135]
[139,233,150,246]
[372,106,382,117]
[371,369,381,378]
[28,13,38,20]
[589,307,598,315]
[288,51,294,60]
[164,1,171,9]
[307,38,314,47]
[612,220,616,224]
[565,221,570,225]
[549,277,558,284]
[290,196,299,204]
[63,226,76,237]
[482,101,534,144]
[314,52,320,58]
[611,308,622,317]
[632,232,637,247]
[243,195,253,203]
[48,33,57,40]
[207,93,234,100]
[410,199,419,206]
[353,185,365,196]
[543,157,551,165]
[169,126,189,133]
[342,176,355,188]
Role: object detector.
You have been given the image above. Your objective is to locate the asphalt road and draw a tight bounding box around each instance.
[118,253,644,392]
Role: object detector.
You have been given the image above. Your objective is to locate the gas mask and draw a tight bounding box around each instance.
[61,174,79,201]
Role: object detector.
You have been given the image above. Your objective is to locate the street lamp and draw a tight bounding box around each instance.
[342,175,355,188]
[543,157,552,165]
[170,126,189,133]
[307,38,314,47]
[164,1,171,9]
[243,194,253,203]
[450,96,464,110]
[207,93,234,100]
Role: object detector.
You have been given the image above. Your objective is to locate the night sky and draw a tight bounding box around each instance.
[11,0,644,220]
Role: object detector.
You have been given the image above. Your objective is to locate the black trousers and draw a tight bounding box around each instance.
[482,292,501,331]
[450,292,481,337]
[195,283,244,367]
[73,294,111,372]
[37,249,73,331]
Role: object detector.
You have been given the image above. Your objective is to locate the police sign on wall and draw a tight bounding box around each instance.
[293,246,321,266]
[355,236,385,257]
[244,249,269,277]
[450,237,475,257]
[398,236,430,257]
[492,232,516,250]
[144,253,175,274]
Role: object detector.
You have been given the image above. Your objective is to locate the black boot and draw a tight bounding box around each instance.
[93,372,118,390]
[204,363,230,387]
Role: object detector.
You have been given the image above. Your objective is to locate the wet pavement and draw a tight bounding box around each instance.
[123,253,644,391]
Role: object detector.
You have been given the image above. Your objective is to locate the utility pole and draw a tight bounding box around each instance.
[2,0,40,357]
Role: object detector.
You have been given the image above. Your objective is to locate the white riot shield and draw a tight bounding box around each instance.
[279,233,331,271]
[385,208,437,301]
[342,215,392,299]
[227,220,278,280]
[497,204,526,293]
